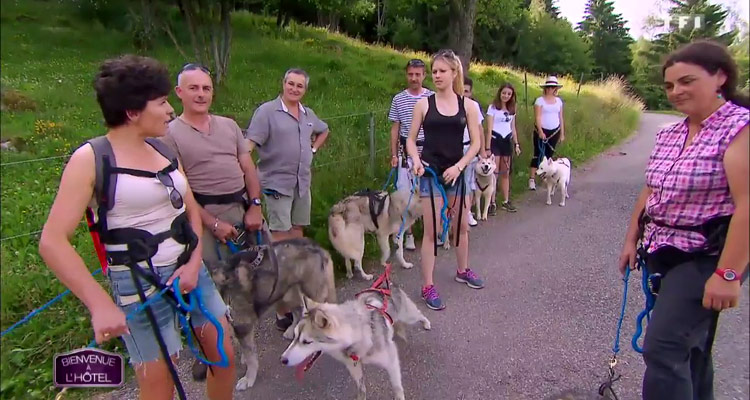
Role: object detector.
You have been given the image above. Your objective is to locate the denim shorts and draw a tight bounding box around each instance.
[418,174,472,198]
[107,262,227,365]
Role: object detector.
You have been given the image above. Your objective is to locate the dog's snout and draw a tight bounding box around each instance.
[281,357,289,366]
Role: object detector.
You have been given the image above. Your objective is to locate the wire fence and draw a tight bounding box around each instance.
[0,108,392,242]
[0,108,395,341]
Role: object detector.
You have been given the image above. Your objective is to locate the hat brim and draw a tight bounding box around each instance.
[539,83,563,88]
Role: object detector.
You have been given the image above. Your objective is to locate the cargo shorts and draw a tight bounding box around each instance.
[262,186,311,232]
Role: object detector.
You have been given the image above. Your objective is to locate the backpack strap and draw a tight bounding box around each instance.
[145,137,180,171]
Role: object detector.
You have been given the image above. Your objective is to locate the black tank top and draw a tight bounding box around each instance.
[421,93,466,176]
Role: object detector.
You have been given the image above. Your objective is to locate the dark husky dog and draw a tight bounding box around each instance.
[193,236,337,391]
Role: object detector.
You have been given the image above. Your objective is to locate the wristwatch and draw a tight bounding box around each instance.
[250,197,262,207]
[715,268,740,282]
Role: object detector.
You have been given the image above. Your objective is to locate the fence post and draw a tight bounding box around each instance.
[368,111,375,176]
[577,72,584,98]
[524,72,528,113]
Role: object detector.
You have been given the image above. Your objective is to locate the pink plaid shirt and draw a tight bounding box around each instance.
[643,101,749,253]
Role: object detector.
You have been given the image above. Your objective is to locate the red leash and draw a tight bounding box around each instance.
[354,263,394,324]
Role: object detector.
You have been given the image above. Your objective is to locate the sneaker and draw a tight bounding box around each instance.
[501,201,518,213]
[275,313,293,331]
[421,285,445,310]
[488,203,497,216]
[468,212,478,227]
[455,269,485,289]
[529,179,536,191]
[404,233,416,250]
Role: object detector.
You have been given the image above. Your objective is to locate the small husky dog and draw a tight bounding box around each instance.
[536,156,572,207]
[197,237,337,391]
[281,288,431,400]
[473,156,497,220]
[328,188,422,280]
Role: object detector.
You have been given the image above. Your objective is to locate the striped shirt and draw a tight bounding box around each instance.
[388,88,434,156]
[643,101,749,253]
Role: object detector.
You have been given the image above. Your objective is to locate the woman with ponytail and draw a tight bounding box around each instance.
[405,49,485,311]
[617,39,748,399]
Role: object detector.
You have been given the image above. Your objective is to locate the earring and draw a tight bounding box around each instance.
[717,89,723,99]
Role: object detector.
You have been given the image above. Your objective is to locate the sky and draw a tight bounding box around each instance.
[556,0,750,39]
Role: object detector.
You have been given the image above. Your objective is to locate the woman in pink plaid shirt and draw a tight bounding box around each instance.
[618,40,749,400]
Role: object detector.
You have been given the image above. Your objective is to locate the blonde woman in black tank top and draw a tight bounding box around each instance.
[405,49,486,311]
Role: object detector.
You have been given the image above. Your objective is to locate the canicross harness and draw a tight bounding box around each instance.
[82,136,226,400]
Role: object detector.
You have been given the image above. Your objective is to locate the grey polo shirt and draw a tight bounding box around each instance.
[246,96,328,197]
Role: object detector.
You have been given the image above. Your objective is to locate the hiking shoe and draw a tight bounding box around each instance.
[501,201,518,213]
[275,313,293,331]
[488,203,497,216]
[455,269,485,289]
[468,212,478,227]
[421,285,446,310]
[404,233,416,250]
[528,179,536,191]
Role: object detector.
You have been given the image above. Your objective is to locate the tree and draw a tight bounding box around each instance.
[516,13,593,76]
[448,0,479,75]
[577,0,634,78]
[524,0,559,19]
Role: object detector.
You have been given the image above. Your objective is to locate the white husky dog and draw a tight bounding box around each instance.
[535,156,571,206]
[473,156,497,220]
[280,288,431,400]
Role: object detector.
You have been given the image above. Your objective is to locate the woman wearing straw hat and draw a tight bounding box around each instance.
[528,75,566,190]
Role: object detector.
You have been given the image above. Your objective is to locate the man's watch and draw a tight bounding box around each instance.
[250,197,262,207]
[715,268,740,282]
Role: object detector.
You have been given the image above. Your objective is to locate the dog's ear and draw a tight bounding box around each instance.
[301,296,319,315]
[310,308,330,330]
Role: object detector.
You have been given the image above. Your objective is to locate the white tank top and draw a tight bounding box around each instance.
[98,168,190,268]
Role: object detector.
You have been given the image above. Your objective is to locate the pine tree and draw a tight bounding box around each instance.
[578,0,634,77]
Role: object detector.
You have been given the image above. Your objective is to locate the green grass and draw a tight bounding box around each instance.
[0,1,643,398]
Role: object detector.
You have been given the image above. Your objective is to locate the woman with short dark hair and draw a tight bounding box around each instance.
[39,55,236,400]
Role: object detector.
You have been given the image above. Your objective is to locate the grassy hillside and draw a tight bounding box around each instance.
[0,1,642,398]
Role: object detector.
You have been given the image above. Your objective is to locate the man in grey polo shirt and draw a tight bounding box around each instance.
[162,63,264,271]
[246,68,329,242]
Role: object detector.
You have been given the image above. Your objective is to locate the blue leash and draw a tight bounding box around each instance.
[395,174,418,241]
[382,167,397,191]
[422,166,451,245]
[85,277,230,368]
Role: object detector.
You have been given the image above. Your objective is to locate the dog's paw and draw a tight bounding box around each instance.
[346,272,354,279]
[283,327,295,340]
[361,272,374,281]
[401,261,414,269]
[559,202,565,207]
[546,200,552,205]
[236,376,255,391]
[422,318,432,330]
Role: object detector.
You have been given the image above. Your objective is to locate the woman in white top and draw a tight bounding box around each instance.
[38,55,236,399]
[529,75,566,190]
[484,83,521,214]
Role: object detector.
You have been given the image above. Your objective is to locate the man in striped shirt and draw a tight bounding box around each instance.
[388,58,434,250]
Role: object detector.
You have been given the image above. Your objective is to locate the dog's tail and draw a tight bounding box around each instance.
[328,212,346,240]
[323,252,337,303]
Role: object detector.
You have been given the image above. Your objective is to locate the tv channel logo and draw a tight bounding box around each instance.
[655,14,705,32]
[54,348,124,388]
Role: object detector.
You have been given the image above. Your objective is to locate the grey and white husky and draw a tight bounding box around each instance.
[280,287,431,400]
[328,187,422,280]
[196,237,337,391]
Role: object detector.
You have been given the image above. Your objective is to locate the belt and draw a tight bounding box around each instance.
[193,188,247,207]
[399,136,424,148]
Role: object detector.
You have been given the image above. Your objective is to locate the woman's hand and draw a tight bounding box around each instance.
[617,240,638,275]
[443,165,462,186]
[559,133,565,143]
[514,144,521,156]
[91,300,129,344]
[167,258,201,294]
[703,274,741,311]
[538,130,547,140]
